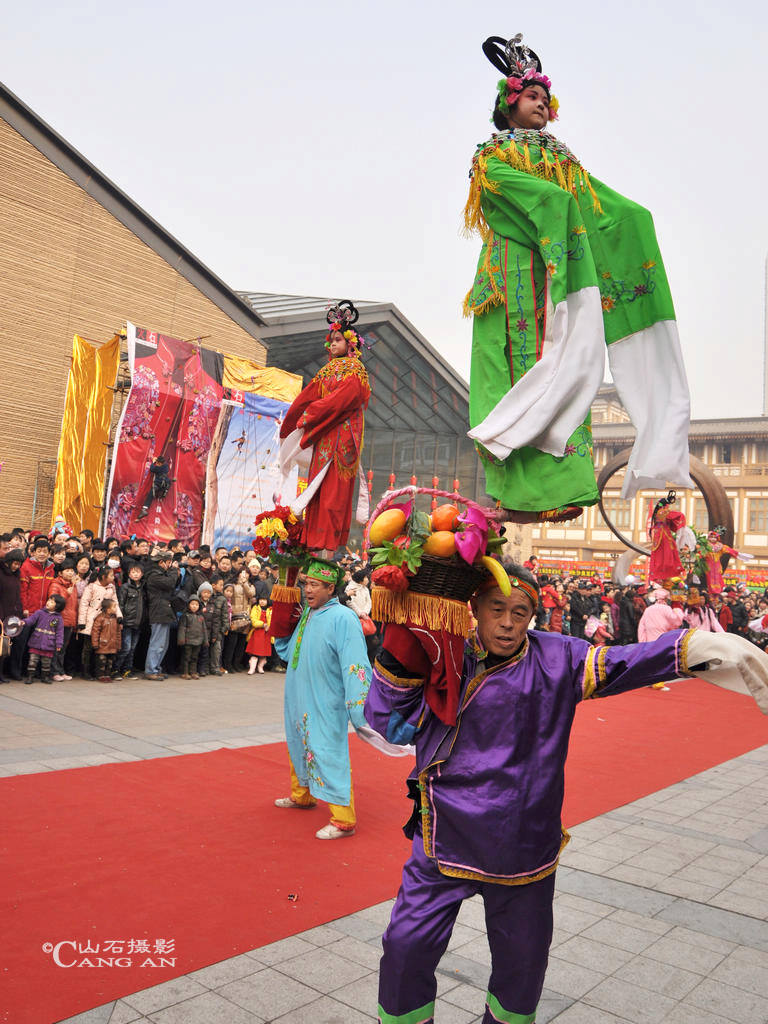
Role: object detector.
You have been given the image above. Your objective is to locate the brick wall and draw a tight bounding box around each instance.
[0,117,266,526]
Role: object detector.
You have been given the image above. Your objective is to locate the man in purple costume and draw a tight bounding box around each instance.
[364,563,760,1024]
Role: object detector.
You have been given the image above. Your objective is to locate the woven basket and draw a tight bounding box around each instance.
[408,554,488,602]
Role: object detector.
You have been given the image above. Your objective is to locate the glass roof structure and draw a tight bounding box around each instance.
[238,293,485,524]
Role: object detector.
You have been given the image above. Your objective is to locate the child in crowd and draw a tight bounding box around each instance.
[78,566,119,679]
[114,562,144,679]
[208,576,230,676]
[24,593,66,684]
[49,559,79,680]
[90,598,122,682]
[197,582,215,676]
[246,597,271,674]
[177,596,208,679]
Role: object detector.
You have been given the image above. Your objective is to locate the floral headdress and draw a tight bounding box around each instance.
[325,299,363,358]
[483,33,559,123]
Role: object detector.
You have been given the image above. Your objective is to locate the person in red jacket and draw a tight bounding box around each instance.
[49,559,79,681]
[20,537,55,616]
[12,537,56,679]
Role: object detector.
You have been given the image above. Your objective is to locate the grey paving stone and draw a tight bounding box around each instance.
[641,933,729,974]
[432,998,477,1023]
[275,947,371,992]
[244,935,316,965]
[187,953,264,988]
[553,935,635,975]
[435,951,491,989]
[446,922,484,952]
[604,864,670,889]
[325,935,382,970]
[330,972,381,1013]
[711,948,768,999]
[658,876,723,903]
[548,1002,631,1022]
[685,976,768,1023]
[216,967,319,1018]
[270,994,374,1023]
[553,892,614,918]
[613,954,701,1000]
[542,956,606,999]
[553,903,605,935]
[748,827,768,852]
[449,934,491,967]
[298,923,348,946]
[555,868,675,916]
[582,976,676,1023]
[109,1002,145,1024]
[327,914,386,943]
[657,896,768,950]
[440,982,487,1013]
[57,1005,115,1024]
[147,989,263,1023]
[605,909,672,937]
[455,897,487,931]
[579,918,659,955]
[123,977,208,1015]
[661,1004,739,1024]
[663,925,736,955]
[534,990,573,1023]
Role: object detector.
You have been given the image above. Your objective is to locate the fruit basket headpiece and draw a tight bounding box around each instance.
[364,486,511,635]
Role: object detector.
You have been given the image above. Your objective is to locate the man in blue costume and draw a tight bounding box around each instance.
[365,563,768,1023]
[273,557,371,839]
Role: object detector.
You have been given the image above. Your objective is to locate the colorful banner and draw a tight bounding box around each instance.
[536,558,768,591]
[52,334,120,534]
[202,365,302,551]
[104,324,224,546]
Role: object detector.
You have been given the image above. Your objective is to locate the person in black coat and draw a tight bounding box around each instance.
[724,588,749,637]
[114,563,145,678]
[0,550,24,682]
[618,587,641,645]
[568,584,590,639]
[143,553,178,679]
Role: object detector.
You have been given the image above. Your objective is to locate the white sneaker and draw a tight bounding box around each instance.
[274,797,314,809]
[60,674,73,680]
[52,675,66,682]
[315,823,355,840]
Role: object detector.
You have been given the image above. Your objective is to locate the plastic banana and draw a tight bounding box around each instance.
[480,556,511,596]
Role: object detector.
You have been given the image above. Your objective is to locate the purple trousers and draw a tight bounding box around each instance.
[379,832,555,1023]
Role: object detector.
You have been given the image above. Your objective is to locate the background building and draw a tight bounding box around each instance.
[0,83,266,527]
[531,386,768,569]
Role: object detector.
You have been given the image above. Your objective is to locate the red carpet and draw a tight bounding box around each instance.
[1,679,765,1024]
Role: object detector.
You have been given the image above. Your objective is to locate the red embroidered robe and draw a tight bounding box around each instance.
[648,507,686,582]
[704,542,737,595]
[280,356,370,551]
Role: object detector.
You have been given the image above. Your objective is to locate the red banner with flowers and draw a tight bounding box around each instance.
[536,558,768,591]
[104,324,224,545]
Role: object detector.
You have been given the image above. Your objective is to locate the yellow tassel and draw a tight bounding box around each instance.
[553,156,567,190]
[566,162,575,196]
[582,170,603,215]
[371,587,470,636]
[522,143,534,173]
[540,147,552,179]
[270,585,301,604]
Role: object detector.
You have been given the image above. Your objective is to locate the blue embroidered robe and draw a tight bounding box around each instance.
[275,597,371,804]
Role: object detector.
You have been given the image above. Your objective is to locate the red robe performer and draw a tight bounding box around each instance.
[279,301,370,554]
[703,528,752,595]
[648,492,686,583]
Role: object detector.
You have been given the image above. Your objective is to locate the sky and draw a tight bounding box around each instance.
[3,0,767,419]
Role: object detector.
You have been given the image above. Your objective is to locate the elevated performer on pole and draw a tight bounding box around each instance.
[365,561,768,1024]
[278,301,370,558]
[465,34,693,523]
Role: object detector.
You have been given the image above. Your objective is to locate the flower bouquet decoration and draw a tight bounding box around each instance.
[252,505,308,634]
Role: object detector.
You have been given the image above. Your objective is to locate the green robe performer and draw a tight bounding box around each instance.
[465,34,693,522]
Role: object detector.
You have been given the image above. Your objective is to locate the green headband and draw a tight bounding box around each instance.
[304,557,340,586]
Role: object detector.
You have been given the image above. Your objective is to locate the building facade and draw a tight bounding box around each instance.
[530,386,768,569]
[0,84,266,527]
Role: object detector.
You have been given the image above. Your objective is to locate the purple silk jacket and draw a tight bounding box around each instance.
[364,628,694,885]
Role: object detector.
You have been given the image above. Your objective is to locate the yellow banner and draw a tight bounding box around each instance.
[51,334,120,534]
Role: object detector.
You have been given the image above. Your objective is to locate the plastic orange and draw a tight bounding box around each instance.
[369,509,407,547]
[423,531,457,557]
[431,504,460,531]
